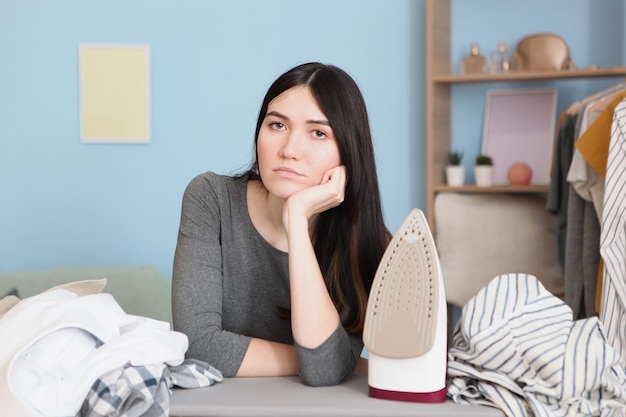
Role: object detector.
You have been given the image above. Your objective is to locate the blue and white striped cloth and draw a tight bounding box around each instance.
[600,98,626,366]
[447,273,626,417]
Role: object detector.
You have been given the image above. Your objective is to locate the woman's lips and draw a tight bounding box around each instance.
[275,167,303,178]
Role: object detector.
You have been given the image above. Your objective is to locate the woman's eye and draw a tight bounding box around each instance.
[270,122,285,130]
[312,130,327,139]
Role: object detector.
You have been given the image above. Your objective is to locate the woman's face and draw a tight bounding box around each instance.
[257,86,341,200]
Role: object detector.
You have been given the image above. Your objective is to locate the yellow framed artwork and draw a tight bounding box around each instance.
[79,44,151,144]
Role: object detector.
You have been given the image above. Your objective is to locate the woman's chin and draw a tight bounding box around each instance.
[264,181,311,200]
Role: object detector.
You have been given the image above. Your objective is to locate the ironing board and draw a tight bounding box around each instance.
[169,374,504,417]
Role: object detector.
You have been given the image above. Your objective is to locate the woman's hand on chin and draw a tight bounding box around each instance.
[282,165,347,231]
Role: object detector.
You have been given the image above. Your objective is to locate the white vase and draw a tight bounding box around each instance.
[446,166,465,187]
[474,166,493,187]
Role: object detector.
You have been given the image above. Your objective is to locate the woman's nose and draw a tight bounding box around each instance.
[280,131,302,159]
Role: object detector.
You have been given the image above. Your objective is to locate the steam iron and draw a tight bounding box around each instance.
[363,208,447,402]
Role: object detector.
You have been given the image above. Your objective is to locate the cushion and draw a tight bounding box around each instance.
[0,265,172,324]
[46,278,108,296]
[0,295,19,319]
[1,287,18,299]
[434,192,564,307]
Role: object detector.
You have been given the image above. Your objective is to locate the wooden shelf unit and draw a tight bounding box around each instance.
[425,0,626,228]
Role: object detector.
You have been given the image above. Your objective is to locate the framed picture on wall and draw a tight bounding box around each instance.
[79,44,151,144]
[481,88,558,185]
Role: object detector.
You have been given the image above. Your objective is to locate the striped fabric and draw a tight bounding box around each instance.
[447,273,626,417]
[599,99,626,365]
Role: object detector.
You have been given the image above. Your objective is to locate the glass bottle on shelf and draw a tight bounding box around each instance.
[489,42,511,74]
[462,43,486,74]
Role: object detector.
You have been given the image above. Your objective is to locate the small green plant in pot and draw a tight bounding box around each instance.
[475,154,493,166]
[474,154,493,186]
[449,151,464,166]
[446,150,465,186]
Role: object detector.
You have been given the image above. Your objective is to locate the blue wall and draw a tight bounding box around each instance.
[0,0,624,277]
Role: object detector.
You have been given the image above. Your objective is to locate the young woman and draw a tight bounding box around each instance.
[172,62,389,387]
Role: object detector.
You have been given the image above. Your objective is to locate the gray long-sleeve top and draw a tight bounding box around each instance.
[172,171,363,386]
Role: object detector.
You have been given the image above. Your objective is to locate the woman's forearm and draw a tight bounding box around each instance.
[286,213,341,348]
[236,338,298,377]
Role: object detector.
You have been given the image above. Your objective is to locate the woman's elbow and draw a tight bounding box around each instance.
[298,364,351,387]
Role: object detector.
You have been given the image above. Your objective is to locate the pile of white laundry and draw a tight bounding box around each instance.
[0,279,222,417]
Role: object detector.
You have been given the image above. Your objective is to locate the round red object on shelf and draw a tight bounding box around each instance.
[508,162,533,185]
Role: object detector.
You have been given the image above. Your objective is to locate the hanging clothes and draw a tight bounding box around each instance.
[599,98,626,363]
[563,100,600,319]
[560,83,626,319]
[574,91,626,314]
[564,184,600,318]
[571,90,626,220]
[576,91,626,182]
[547,82,626,247]
[547,114,578,230]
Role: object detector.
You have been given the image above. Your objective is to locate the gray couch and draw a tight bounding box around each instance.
[0,264,172,325]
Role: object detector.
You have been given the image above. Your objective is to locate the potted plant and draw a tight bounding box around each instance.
[446,150,465,186]
[474,154,493,186]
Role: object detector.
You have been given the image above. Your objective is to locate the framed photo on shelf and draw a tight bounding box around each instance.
[481,88,557,185]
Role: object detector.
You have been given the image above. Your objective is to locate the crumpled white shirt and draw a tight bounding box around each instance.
[0,288,188,417]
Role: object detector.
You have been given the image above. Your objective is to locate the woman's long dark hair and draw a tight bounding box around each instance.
[247,62,389,334]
